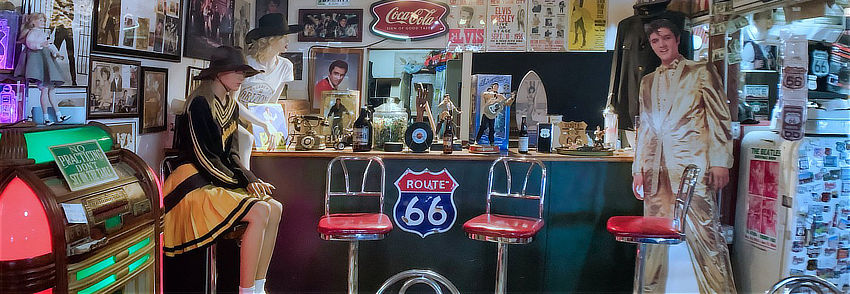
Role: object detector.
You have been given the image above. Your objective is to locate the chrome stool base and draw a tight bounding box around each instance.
[377,269,460,294]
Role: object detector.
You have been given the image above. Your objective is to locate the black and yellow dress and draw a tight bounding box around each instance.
[163,90,270,257]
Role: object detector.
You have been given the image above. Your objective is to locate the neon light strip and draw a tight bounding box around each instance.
[78,275,116,294]
[76,257,116,281]
[127,254,150,273]
[127,238,151,255]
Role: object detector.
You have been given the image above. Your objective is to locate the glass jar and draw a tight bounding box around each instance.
[372,97,408,150]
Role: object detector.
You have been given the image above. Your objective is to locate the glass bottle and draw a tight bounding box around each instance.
[352,107,372,152]
[519,116,529,154]
[443,117,453,154]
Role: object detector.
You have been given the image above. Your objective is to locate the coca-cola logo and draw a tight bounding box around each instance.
[370,0,449,41]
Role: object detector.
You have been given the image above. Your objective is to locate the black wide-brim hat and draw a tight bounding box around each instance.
[195,46,262,80]
[246,13,303,44]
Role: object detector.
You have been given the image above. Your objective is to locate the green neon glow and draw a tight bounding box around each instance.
[128,254,151,273]
[76,256,116,281]
[78,274,117,294]
[127,237,151,255]
[104,215,122,231]
[20,126,113,164]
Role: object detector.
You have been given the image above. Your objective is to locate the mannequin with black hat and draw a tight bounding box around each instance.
[164,46,282,294]
[234,13,302,167]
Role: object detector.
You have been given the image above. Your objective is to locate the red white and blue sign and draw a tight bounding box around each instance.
[393,168,458,238]
[369,0,450,41]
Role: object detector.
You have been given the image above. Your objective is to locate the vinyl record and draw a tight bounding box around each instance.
[405,122,433,153]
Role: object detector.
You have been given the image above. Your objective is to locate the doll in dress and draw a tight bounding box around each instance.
[15,13,70,125]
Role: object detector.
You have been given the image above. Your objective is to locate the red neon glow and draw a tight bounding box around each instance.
[0,177,53,261]
[34,288,53,294]
[148,166,163,209]
[159,233,164,294]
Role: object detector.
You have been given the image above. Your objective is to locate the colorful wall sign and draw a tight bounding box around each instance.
[369,0,451,41]
[393,168,459,237]
[485,0,527,51]
[446,0,486,51]
[49,140,119,191]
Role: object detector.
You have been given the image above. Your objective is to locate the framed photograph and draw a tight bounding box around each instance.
[87,56,141,119]
[309,47,363,111]
[97,118,139,152]
[321,90,359,136]
[185,0,236,60]
[280,52,303,80]
[255,0,287,27]
[233,0,254,48]
[92,0,183,61]
[298,9,363,42]
[21,1,91,86]
[140,67,168,133]
[186,66,204,96]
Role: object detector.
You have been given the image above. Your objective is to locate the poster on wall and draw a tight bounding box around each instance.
[96,118,139,152]
[23,0,90,86]
[485,0,526,51]
[527,0,566,51]
[87,56,141,119]
[185,0,234,60]
[566,0,606,51]
[92,0,183,60]
[255,0,286,27]
[233,0,254,48]
[745,148,781,251]
[446,0,486,51]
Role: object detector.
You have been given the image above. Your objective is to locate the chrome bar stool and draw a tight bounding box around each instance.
[462,157,547,294]
[317,156,393,294]
[376,269,460,294]
[767,275,842,294]
[605,164,700,294]
[160,155,246,294]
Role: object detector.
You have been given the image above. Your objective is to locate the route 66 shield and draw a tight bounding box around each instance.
[393,168,459,238]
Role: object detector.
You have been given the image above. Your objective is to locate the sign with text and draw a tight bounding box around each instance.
[446,0,486,51]
[369,0,450,41]
[486,0,526,51]
[318,0,350,6]
[393,168,459,238]
[49,140,118,191]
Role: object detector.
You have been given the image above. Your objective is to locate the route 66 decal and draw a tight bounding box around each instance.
[393,169,459,238]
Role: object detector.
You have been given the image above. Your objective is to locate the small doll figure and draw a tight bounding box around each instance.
[15,13,70,125]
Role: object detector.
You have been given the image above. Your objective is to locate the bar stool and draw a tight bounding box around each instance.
[462,157,547,294]
[317,156,393,294]
[605,164,701,294]
[376,269,460,294]
[160,156,247,294]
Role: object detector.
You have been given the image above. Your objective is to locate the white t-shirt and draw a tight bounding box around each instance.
[238,55,294,104]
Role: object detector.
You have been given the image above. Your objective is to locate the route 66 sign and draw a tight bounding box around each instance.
[393,168,458,238]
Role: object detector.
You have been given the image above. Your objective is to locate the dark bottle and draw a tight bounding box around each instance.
[443,118,453,154]
[519,116,529,154]
[352,107,372,152]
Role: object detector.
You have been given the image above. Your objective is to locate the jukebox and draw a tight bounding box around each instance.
[0,124,162,294]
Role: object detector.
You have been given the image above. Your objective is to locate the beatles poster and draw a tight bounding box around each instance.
[566,0,606,51]
[527,0,566,51]
[745,148,781,251]
[485,0,526,51]
[446,0,486,51]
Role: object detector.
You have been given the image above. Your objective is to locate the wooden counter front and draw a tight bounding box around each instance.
[253,148,634,162]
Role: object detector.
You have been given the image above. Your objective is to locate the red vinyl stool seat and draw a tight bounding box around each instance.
[605,165,701,294]
[463,214,544,243]
[318,213,393,240]
[464,158,548,294]
[606,216,683,243]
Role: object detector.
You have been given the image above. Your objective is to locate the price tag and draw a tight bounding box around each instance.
[62,203,88,224]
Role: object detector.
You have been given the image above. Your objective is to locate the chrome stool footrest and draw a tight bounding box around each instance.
[376,269,460,294]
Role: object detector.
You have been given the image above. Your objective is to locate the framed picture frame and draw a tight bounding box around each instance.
[140,67,168,133]
[234,0,254,48]
[92,0,183,61]
[255,0,287,27]
[280,52,303,80]
[96,118,139,152]
[298,9,363,42]
[309,47,363,111]
[87,56,141,119]
[186,66,204,96]
[185,0,236,60]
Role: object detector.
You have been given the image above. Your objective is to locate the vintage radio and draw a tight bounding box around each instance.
[0,124,162,294]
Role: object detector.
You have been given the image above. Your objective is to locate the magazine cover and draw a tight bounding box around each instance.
[246,103,288,150]
[470,74,512,150]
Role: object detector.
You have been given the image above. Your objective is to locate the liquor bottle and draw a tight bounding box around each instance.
[443,118,453,154]
[352,107,372,152]
[519,116,529,154]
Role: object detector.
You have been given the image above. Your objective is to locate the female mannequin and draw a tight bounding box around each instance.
[16,13,71,125]
[236,13,301,166]
[163,46,280,294]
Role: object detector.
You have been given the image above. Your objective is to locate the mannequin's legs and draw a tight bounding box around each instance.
[255,199,283,280]
[239,201,271,288]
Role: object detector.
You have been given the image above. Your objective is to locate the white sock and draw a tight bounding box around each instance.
[54,110,63,118]
[254,279,266,294]
[238,286,255,294]
[42,112,50,121]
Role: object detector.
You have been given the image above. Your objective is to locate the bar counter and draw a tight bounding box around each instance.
[240,148,642,293]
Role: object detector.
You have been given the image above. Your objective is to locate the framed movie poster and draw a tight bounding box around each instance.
[255,0,286,27]
[298,9,363,42]
[98,118,139,152]
[92,0,183,61]
[309,47,363,111]
[233,0,254,48]
[185,0,235,60]
[87,56,141,119]
[140,67,168,133]
[186,66,204,96]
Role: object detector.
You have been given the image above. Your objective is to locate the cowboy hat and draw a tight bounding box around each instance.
[245,13,303,44]
[194,46,261,80]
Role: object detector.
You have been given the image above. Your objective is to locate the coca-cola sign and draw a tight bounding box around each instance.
[369,0,450,41]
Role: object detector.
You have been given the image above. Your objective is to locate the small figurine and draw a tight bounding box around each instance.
[475,82,515,145]
[16,13,70,125]
[593,126,605,149]
[436,94,461,139]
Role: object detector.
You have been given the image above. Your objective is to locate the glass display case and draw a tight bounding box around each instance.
[372,97,408,150]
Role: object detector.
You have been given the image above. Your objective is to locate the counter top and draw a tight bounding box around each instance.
[253,148,634,162]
